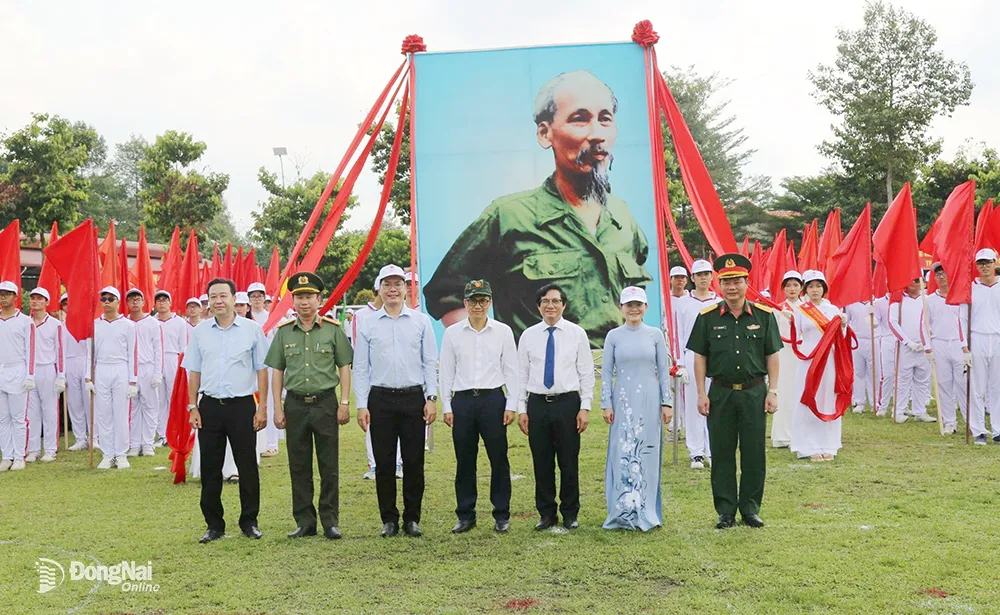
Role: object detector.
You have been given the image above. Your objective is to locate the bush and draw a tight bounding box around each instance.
[352,289,375,305]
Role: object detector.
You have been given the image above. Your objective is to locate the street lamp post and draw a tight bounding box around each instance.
[272,147,287,189]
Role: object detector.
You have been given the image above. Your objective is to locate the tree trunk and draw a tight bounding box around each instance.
[886,164,894,205]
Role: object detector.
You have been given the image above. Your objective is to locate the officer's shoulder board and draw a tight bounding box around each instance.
[277,319,296,328]
[699,303,721,315]
[753,302,773,314]
[322,316,341,326]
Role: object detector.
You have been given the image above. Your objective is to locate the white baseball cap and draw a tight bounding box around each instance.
[186,297,201,307]
[782,270,803,282]
[669,266,688,277]
[0,281,17,293]
[125,288,143,299]
[376,264,406,287]
[100,286,121,300]
[802,270,827,285]
[975,248,997,262]
[619,286,648,305]
[930,262,943,273]
[29,288,50,301]
[691,259,713,274]
[404,271,415,282]
[60,293,68,302]
[235,292,250,305]
[154,290,171,301]
[199,294,208,303]
[247,282,266,295]
[265,294,272,302]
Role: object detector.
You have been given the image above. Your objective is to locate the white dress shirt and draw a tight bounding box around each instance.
[673,292,722,361]
[888,294,930,349]
[0,311,35,393]
[971,279,1000,335]
[32,315,65,377]
[844,302,873,340]
[926,291,968,342]
[353,305,438,409]
[131,315,164,372]
[88,316,137,382]
[516,317,594,413]
[439,318,518,414]
[157,314,190,356]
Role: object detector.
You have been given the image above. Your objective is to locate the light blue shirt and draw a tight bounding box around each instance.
[182,315,269,398]
[354,305,438,408]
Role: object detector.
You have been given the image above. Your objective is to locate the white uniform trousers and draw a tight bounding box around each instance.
[365,427,401,470]
[0,388,28,461]
[852,339,875,408]
[26,365,59,456]
[932,339,969,429]
[129,364,159,449]
[157,352,180,439]
[95,361,130,458]
[65,356,89,440]
[876,337,897,413]
[681,354,711,460]
[972,333,1000,437]
[263,370,281,450]
[895,345,931,416]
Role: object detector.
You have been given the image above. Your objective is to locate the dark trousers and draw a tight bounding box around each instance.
[706,382,767,517]
[369,387,425,525]
[198,395,260,532]
[285,392,340,530]
[451,389,511,522]
[526,392,581,520]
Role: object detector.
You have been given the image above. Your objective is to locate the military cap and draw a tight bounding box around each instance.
[714,253,751,279]
[464,279,492,298]
[288,271,324,295]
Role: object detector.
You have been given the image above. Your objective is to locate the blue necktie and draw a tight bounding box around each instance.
[544,326,556,389]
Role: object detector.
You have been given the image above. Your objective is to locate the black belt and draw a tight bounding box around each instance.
[529,391,580,403]
[454,387,503,397]
[371,385,423,395]
[202,395,254,406]
[285,388,337,405]
[713,375,765,391]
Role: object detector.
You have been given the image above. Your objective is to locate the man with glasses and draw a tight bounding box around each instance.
[61,294,91,451]
[925,263,970,435]
[0,280,35,471]
[154,290,188,448]
[516,283,594,531]
[125,289,163,457]
[25,288,65,463]
[440,280,518,534]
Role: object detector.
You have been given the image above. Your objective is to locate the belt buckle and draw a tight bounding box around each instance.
[733,383,743,391]
[303,395,317,404]
[218,397,227,405]
[472,389,481,397]
[544,394,556,403]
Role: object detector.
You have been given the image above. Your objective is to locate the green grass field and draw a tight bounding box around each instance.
[1,404,998,615]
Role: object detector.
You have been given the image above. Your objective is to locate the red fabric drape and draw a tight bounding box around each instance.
[43,220,100,341]
[166,353,195,484]
[827,203,872,308]
[789,306,856,421]
[37,222,61,312]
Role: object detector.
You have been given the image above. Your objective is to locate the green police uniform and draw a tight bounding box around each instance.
[423,174,652,349]
[264,272,354,534]
[685,255,782,520]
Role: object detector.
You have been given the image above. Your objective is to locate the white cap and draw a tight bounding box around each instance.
[265,294,272,302]
[782,270,803,282]
[29,288,50,301]
[691,259,713,274]
[376,264,406,287]
[247,282,266,295]
[802,270,827,285]
[619,286,648,304]
[199,294,208,303]
[100,286,121,300]
[931,261,943,273]
[235,292,250,305]
[125,288,143,299]
[186,297,201,307]
[669,266,688,277]
[60,293,68,302]
[975,248,997,262]
[0,281,17,293]
[761,289,772,298]
[154,290,171,300]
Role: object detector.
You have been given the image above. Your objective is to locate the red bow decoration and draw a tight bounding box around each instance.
[789,312,857,422]
[631,20,660,47]
[401,34,427,54]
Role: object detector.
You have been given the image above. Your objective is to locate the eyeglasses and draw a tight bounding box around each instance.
[466,297,491,306]
[539,298,563,306]
[100,297,116,303]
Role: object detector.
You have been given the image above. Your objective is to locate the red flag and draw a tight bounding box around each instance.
[118,239,129,314]
[129,225,155,307]
[200,262,211,294]
[798,220,819,271]
[159,227,182,301]
[828,203,873,307]
[0,220,23,295]
[221,243,233,279]
[817,208,843,273]
[233,246,245,290]
[767,229,787,300]
[98,220,118,290]
[920,221,939,294]
[786,241,798,272]
[166,354,196,483]
[210,243,221,278]
[873,183,921,295]
[243,248,262,286]
[931,181,976,305]
[265,246,280,298]
[975,199,995,252]
[44,220,99,341]
[749,240,764,289]
[37,222,61,312]
[177,231,201,303]
[740,236,750,257]
[984,202,1000,258]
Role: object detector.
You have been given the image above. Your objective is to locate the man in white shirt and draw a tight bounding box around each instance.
[248,282,280,457]
[61,294,91,451]
[926,263,970,435]
[887,280,935,423]
[86,287,138,469]
[664,266,689,438]
[25,288,65,462]
[970,248,1000,444]
[125,289,163,456]
[845,301,875,413]
[440,280,518,534]
[516,283,594,531]
[155,291,188,447]
[672,259,722,469]
[0,280,35,471]
[873,294,896,416]
[185,297,203,325]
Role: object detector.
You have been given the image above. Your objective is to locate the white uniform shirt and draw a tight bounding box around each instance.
[925,291,968,343]
[62,326,88,360]
[88,316,137,382]
[439,318,518,414]
[157,314,189,357]
[845,302,873,340]
[516,318,594,414]
[352,302,378,342]
[130,315,164,372]
[873,296,893,338]
[0,311,35,392]
[888,294,930,349]
[673,292,722,359]
[971,279,1000,336]
[32,315,65,376]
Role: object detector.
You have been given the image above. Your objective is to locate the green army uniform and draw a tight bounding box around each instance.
[685,255,782,521]
[423,174,652,349]
[264,272,354,534]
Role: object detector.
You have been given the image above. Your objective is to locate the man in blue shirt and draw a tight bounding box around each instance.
[355,264,438,538]
[183,278,270,544]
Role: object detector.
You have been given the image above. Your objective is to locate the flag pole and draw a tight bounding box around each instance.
[88,347,95,470]
[869,311,877,413]
[891,337,902,422]
[62,393,69,451]
[672,378,679,465]
[918,279,945,435]
[966,303,972,445]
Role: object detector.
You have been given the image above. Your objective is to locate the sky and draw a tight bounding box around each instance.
[3,0,997,236]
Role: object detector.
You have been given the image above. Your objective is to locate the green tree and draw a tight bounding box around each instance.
[367,105,411,224]
[79,135,148,237]
[809,1,973,205]
[912,145,1000,236]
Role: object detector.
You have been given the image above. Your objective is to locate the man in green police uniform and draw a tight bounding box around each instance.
[686,254,781,529]
[265,272,353,540]
[423,70,652,349]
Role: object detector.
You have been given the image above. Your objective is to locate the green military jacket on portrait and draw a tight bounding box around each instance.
[264,316,353,394]
[423,174,652,349]
[686,300,782,381]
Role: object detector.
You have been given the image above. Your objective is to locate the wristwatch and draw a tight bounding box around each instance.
[768,389,779,395]
[426,395,438,402]
[339,400,350,406]
[187,404,198,412]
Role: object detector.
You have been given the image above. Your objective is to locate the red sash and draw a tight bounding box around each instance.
[789,302,857,422]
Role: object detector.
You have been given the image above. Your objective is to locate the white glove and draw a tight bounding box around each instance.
[906,341,923,353]
[840,312,849,332]
[22,379,35,392]
[963,351,973,368]
[781,309,794,321]
[127,384,138,399]
[85,381,95,394]
[151,376,162,389]
[675,366,690,385]
[55,377,66,393]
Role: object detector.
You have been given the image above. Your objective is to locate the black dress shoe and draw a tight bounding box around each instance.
[563,517,579,530]
[380,522,399,538]
[241,525,262,539]
[403,521,423,537]
[716,514,736,529]
[199,528,225,543]
[535,516,557,531]
[494,519,510,533]
[742,513,765,528]
[287,526,317,539]
[324,527,342,540]
[451,520,476,534]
